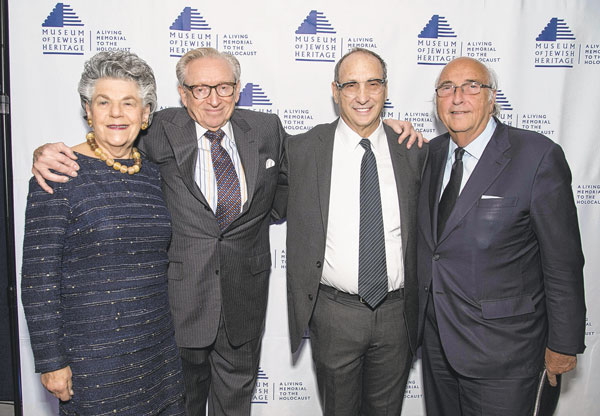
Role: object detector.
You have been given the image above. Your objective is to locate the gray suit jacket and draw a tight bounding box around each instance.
[417,119,586,378]
[278,119,428,353]
[139,107,287,348]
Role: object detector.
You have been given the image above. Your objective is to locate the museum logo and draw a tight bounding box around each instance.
[169,7,213,58]
[252,367,270,404]
[416,15,458,65]
[534,18,576,68]
[41,3,86,55]
[294,10,338,62]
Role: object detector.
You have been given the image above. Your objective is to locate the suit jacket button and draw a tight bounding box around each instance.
[433,254,440,261]
[308,294,314,301]
[316,261,322,268]
[424,286,429,292]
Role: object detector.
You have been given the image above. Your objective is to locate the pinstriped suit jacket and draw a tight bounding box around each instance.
[139,107,287,348]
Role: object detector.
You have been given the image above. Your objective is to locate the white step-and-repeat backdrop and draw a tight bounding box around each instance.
[8,1,600,414]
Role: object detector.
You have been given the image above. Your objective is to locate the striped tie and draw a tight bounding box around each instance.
[205,129,241,230]
[358,138,388,309]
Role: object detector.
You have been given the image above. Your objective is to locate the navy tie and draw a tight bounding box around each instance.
[358,138,388,309]
[437,147,465,238]
[205,129,241,230]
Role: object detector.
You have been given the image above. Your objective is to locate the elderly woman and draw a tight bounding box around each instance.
[21,51,185,415]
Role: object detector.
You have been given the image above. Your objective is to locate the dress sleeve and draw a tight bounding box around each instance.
[21,178,71,373]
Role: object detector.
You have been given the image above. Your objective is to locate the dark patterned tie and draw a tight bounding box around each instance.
[358,138,388,309]
[205,129,241,230]
[437,147,465,239]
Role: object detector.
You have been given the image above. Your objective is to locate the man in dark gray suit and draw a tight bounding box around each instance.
[32,48,422,415]
[275,48,427,415]
[417,57,586,415]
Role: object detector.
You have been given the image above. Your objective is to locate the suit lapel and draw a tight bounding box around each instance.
[438,122,512,242]
[429,136,450,244]
[163,109,209,207]
[384,125,409,259]
[315,121,337,235]
[231,112,258,213]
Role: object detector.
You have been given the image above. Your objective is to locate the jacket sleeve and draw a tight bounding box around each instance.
[530,143,586,355]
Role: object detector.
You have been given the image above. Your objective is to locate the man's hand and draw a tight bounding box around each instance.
[32,143,79,194]
[383,119,428,149]
[41,366,73,401]
[545,347,577,387]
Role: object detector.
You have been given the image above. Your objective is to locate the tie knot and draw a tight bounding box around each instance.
[454,147,465,161]
[205,129,226,144]
[359,138,372,152]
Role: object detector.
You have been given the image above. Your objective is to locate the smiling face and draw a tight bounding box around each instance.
[178,56,241,131]
[86,78,149,158]
[436,57,496,147]
[332,52,387,138]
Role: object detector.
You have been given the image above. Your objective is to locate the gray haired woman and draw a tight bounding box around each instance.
[21,51,185,415]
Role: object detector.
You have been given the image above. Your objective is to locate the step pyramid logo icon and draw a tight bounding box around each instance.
[495,90,513,111]
[170,7,211,31]
[237,83,272,107]
[418,15,457,39]
[536,18,575,41]
[42,3,83,27]
[295,10,336,34]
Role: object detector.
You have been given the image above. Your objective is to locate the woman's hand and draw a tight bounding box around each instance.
[41,366,74,401]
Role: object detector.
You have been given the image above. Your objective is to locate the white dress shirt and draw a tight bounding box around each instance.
[441,117,497,198]
[194,121,248,213]
[321,118,404,294]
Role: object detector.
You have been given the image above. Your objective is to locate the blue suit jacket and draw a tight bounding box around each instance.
[417,119,586,378]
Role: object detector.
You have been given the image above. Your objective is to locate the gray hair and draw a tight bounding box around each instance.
[434,57,501,117]
[175,48,241,86]
[78,51,158,123]
[334,47,387,83]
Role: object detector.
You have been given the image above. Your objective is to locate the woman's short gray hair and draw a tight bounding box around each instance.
[175,48,241,86]
[78,51,158,123]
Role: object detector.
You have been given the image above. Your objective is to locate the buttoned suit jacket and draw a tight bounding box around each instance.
[417,119,586,379]
[139,107,287,348]
[278,119,428,353]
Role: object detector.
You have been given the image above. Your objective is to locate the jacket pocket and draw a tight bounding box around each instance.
[250,252,272,275]
[476,196,518,208]
[167,261,184,281]
[480,294,534,319]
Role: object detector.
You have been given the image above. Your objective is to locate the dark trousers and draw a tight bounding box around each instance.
[422,294,538,416]
[309,285,412,416]
[179,315,262,416]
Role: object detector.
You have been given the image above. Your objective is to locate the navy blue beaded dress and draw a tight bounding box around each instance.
[21,153,185,416]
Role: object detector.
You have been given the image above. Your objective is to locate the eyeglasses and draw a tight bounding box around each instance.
[183,82,237,100]
[335,78,387,97]
[435,81,494,98]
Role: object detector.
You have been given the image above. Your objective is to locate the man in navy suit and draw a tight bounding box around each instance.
[417,56,586,415]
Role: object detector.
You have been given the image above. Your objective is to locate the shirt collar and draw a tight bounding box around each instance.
[195,120,234,144]
[447,117,496,162]
[336,117,385,151]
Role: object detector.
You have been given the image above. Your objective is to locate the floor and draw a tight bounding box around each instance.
[0,402,13,416]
